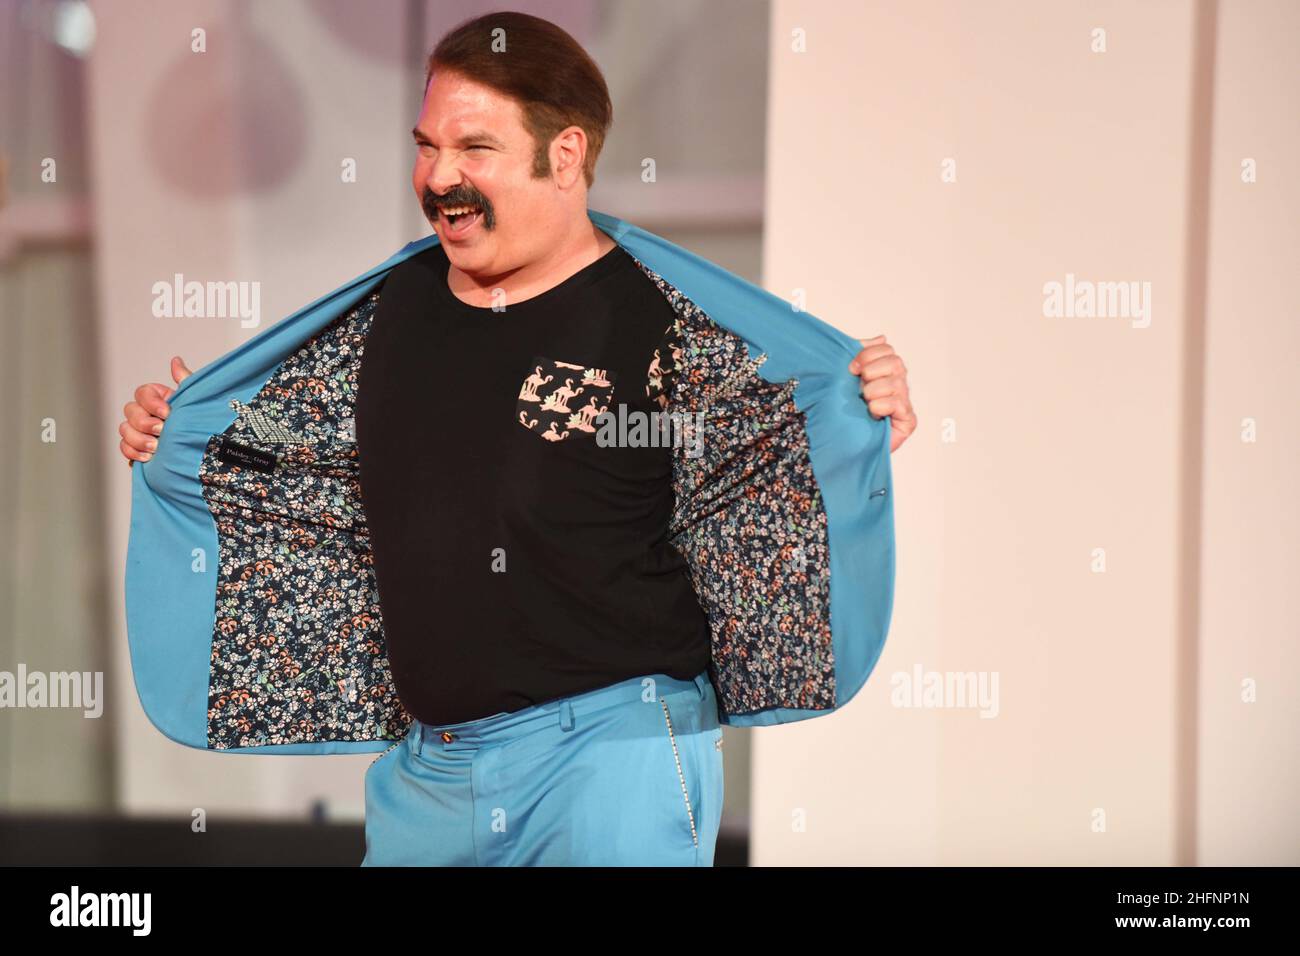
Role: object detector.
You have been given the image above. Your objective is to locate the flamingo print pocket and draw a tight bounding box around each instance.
[516,355,617,443]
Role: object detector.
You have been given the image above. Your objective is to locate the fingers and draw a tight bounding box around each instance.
[860,375,914,421]
[850,351,905,380]
[863,388,901,419]
[119,431,154,464]
[850,337,917,444]
[121,392,164,465]
[121,359,190,465]
[867,392,915,421]
[119,414,158,452]
[848,336,893,374]
[171,355,193,386]
[134,381,172,420]
[859,373,905,401]
[126,393,166,437]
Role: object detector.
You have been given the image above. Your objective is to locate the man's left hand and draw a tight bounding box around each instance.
[849,335,915,453]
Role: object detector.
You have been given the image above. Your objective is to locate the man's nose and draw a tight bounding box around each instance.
[423,154,464,198]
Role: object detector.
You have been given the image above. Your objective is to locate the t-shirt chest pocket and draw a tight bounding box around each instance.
[515,355,618,443]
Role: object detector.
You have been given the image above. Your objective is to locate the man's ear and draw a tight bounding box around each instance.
[551,126,588,189]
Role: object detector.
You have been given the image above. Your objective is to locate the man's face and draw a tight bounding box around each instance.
[412,69,559,278]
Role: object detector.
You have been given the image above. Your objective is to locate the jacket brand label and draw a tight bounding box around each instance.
[216,437,278,473]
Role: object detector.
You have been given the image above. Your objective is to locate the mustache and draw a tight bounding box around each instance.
[422,186,495,230]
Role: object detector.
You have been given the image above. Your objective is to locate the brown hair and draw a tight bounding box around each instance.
[425,11,613,189]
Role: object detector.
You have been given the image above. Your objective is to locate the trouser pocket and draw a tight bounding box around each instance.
[657,683,724,859]
[368,738,403,770]
[658,692,702,849]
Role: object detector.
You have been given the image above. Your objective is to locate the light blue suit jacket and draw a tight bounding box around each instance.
[125,209,895,754]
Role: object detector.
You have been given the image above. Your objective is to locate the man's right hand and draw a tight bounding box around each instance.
[120,356,193,465]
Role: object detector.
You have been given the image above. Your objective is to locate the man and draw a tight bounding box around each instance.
[118,12,915,866]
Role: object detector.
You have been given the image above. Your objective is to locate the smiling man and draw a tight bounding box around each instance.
[119,11,915,867]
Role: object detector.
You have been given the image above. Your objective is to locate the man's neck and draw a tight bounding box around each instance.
[445,221,617,308]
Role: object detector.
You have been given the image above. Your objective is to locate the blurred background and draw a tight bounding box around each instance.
[0,0,1295,866]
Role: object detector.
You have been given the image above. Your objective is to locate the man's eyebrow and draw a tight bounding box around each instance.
[410,127,505,148]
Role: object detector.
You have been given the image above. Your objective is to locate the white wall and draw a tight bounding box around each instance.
[757,0,1297,865]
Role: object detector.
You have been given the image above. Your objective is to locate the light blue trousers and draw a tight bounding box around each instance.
[361,670,724,866]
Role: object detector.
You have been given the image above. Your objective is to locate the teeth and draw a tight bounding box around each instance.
[441,205,480,216]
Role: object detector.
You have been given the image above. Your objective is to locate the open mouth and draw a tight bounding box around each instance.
[438,204,483,238]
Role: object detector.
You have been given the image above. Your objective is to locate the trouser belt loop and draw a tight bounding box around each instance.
[559,699,575,732]
[694,671,709,700]
[412,721,424,757]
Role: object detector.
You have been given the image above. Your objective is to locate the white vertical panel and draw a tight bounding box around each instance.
[759,0,1201,864]
[1198,0,1300,866]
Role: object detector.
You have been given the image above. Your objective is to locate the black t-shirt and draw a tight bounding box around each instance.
[354,240,711,725]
